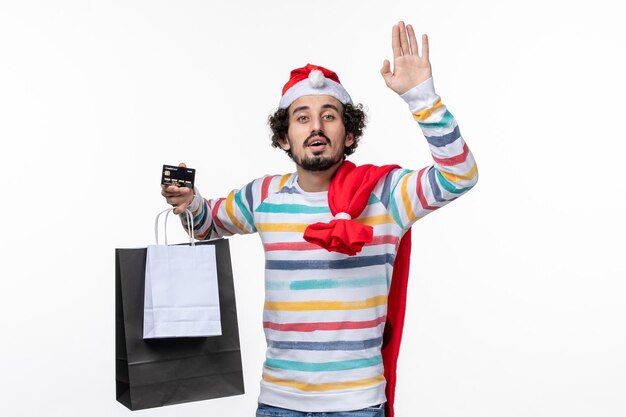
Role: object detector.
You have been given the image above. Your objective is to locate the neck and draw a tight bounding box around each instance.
[295,160,343,192]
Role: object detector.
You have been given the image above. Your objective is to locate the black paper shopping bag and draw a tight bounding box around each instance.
[115,238,245,410]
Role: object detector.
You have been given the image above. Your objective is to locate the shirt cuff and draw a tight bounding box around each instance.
[183,187,203,218]
[400,77,439,113]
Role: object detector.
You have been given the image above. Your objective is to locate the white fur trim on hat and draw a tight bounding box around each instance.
[279,77,352,109]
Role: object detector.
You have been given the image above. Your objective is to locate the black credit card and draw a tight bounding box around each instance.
[162,165,195,188]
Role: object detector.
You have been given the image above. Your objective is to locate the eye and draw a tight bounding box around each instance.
[322,114,336,121]
[296,115,309,123]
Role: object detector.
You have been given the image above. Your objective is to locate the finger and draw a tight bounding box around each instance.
[380,59,392,85]
[380,59,391,75]
[162,185,180,195]
[407,24,419,56]
[398,21,410,55]
[180,187,193,197]
[170,187,193,203]
[162,186,177,197]
[179,162,187,168]
[174,202,189,215]
[163,187,191,200]
[167,194,186,205]
[391,24,402,59]
[422,34,429,60]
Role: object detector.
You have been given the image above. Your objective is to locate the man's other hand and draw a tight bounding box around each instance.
[380,21,432,95]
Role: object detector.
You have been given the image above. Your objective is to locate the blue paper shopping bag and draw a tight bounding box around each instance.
[143,209,222,338]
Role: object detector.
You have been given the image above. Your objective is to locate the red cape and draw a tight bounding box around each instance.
[303,161,411,417]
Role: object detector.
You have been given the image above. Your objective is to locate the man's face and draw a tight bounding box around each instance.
[279,95,354,172]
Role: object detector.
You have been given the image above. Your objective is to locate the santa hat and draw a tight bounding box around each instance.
[279,64,353,109]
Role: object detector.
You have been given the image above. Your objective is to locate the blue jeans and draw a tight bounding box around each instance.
[256,403,385,417]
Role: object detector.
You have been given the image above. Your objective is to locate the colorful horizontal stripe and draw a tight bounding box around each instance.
[264,295,387,312]
[412,98,443,121]
[432,143,470,166]
[257,223,309,232]
[278,173,292,190]
[234,189,255,232]
[267,337,382,351]
[256,203,331,214]
[266,276,388,291]
[425,125,461,147]
[439,163,478,182]
[211,198,236,235]
[265,355,382,372]
[435,170,472,194]
[278,186,301,195]
[261,175,273,202]
[225,191,249,233]
[354,214,396,226]
[418,109,454,129]
[265,254,395,270]
[379,170,397,207]
[401,173,417,222]
[263,316,387,332]
[263,235,397,252]
[263,241,323,251]
[416,168,440,211]
[262,373,385,392]
[427,167,446,202]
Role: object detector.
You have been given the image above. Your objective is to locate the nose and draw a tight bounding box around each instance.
[310,115,323,132]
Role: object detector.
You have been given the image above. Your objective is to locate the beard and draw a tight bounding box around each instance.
[295,153,343,171]
[289,131,344,172]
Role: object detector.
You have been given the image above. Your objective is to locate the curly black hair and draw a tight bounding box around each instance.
[268,103,367,157]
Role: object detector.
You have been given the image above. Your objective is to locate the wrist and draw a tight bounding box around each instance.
[400,77,439,113]
[185,187,201,214]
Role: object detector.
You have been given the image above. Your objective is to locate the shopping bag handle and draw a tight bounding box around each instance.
[154,208,195,246]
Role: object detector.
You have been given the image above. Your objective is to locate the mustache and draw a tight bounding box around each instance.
[303,131,331,147]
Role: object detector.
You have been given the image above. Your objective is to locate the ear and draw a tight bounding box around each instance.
[344,133,355,148]
[278,136,291,152]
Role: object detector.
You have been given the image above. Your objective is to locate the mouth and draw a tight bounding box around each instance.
[305,136,329,152]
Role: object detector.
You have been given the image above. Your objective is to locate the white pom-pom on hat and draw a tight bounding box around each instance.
[308,70,325,88]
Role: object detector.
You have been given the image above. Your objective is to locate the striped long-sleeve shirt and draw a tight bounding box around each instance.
[183,78,478,412]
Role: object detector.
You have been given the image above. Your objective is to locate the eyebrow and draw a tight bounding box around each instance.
[291,103,342,115]
[321,103,341,112]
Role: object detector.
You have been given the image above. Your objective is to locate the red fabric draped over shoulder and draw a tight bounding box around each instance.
[302,161,411,417]
[303,161,399,255]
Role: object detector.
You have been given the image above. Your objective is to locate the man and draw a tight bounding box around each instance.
[162,21,477,417]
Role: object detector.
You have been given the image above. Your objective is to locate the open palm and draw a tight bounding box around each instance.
[381,21,432,95]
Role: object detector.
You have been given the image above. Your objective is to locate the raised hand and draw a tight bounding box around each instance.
[380,21,432,95]
[161,163,194,214]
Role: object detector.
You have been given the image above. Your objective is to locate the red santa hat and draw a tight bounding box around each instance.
[279,64,353,109]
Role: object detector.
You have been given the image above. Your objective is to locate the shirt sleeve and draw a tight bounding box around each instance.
[179,174,289,240]
[385,77,479,230]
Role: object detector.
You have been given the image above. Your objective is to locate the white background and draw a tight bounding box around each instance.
[1,1,625,416]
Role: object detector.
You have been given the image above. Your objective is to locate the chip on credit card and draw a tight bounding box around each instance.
[162,165,195,188]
